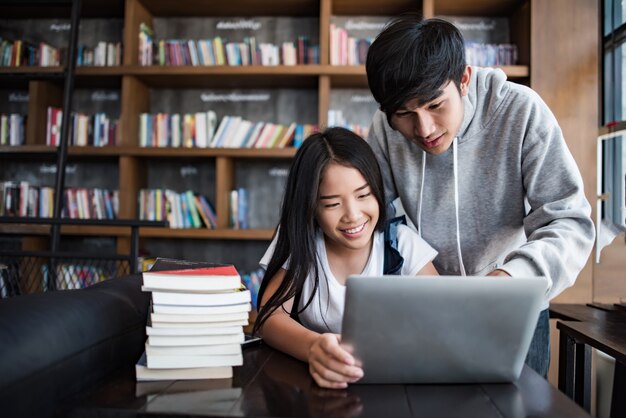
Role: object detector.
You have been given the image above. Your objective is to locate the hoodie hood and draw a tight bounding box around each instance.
[457,66,510,143]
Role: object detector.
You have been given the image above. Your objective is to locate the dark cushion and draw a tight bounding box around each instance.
[0,274,150,417]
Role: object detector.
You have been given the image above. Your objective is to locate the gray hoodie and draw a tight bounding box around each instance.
[366,66,595,304]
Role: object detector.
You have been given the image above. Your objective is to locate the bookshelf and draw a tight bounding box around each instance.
[1,0,534,274]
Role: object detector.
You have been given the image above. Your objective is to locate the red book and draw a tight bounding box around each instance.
[142,265,241,292]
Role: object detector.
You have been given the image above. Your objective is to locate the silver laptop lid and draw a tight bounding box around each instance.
[341,275,548,384]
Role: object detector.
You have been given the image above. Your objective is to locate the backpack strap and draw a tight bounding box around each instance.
[384,215,407,275]
[290,288,302,324]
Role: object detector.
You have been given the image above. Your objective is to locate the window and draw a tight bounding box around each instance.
[599,0,626,248]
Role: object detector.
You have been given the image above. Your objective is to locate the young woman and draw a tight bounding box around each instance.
[254,127,438,388]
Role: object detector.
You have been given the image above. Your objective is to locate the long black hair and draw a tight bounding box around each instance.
[253,127,386,334]
[366,15,466,123]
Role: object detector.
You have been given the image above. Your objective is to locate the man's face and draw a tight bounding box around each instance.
[390,66,471,155]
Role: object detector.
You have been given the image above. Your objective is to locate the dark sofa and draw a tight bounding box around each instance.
[0,274,150,418]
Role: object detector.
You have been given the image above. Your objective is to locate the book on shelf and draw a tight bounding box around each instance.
[139,189,216,228]
[329,16,390,65]
[77,41,122,67]
[439,16,518,66]
[0,37,61,67]
[0,113,25,146]
[139,21,319,67]
[136,352,233,381]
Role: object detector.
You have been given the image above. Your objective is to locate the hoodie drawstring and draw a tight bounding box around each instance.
[417,151,426,238]
[418,138,467,276]
[452,137,467,276]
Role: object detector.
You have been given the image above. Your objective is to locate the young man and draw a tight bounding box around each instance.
[365,15,595,377]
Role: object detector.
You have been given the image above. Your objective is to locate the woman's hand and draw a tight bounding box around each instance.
[307,333,363,389]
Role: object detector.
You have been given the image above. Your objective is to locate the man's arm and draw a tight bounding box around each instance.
[497,96,595,300]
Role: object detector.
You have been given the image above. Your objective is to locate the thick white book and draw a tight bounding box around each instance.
[135,352,233,381]
[150,319,248,329]
[147,333,245,347]
[146,325,243,336]
[142,265,241,292]
[152,303,252,315]
[151,311,249,323]
[145,342,242,356]
[147,352,243,369]
[150,289,251,306]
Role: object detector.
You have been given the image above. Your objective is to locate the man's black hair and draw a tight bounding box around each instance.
[366,15,466,122]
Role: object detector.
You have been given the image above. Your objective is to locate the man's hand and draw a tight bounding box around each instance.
[488,269,511,277]
[308,333,363,389]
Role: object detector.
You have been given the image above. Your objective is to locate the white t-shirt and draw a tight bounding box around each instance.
[259,224,437,334]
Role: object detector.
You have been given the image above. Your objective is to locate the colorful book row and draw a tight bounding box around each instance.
[138,189,217,229]
[0,37,61,67]
[0,113,25,146]
[47,107,119,147]
[77,42,123,67]
[139,111,217,148]
[465,42,518,66]
[138,23,319,66]
[0,181,55,218]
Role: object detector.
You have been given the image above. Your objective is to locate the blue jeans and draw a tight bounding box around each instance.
[524,308,550,378]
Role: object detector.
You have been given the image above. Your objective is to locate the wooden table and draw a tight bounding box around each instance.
[62,344,590,418]
[550,303,626,418]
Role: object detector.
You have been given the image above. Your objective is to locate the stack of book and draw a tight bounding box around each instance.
[137,263,252,381]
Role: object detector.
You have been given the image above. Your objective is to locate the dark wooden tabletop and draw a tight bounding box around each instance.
[62,343,590,418]
[550,303,626,363]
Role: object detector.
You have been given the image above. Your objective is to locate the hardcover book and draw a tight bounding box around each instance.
[136,352,233,381]
[142,265,242,292]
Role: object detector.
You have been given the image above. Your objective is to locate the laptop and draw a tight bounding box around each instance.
[340,275,548,384]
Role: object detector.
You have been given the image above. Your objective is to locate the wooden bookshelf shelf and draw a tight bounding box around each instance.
[0,67,64,75]
[121,146,297,158]
[140,228,275,240]
[0,0,538,273]
[0,224,275,240]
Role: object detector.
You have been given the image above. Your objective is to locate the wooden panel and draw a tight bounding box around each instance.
[531,0,599,303]
[332,0,420,15]
[120,76,149,147]
[434,0,526,16]
[125,66,319,89]
[140,227,275,240]
[320,0,331,66]
[510,1,531,67]
[118,156,146,219]
[119,146,296,158]
[423,0,435,18]
[215,157,235,229]
[318,75,330,127]
[27,81,63,146]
